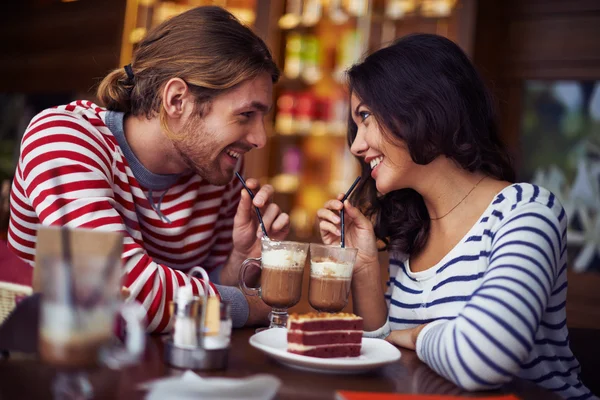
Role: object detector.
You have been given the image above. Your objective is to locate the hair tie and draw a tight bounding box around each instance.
[124,64,135,84]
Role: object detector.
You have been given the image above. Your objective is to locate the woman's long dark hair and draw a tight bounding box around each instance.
[347,33,515,257]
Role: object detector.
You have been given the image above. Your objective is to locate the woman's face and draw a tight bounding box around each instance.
[349,93,418,194]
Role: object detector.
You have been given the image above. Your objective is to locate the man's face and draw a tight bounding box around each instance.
[171,73,273,186]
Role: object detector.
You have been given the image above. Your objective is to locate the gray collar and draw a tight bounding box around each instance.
[105,111,182,191]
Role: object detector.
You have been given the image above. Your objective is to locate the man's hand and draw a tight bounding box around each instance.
[244,292,271,327]
[232,179,290,258]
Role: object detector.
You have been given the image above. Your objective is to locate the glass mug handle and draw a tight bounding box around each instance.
[100,301,146,369]
[238,257,262,297]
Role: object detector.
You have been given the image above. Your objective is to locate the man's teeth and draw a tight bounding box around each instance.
[369,156,383,169]
[226,150,241,159]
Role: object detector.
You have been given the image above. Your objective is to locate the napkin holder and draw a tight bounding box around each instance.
[163,338,229,371]
[164,268,230,371]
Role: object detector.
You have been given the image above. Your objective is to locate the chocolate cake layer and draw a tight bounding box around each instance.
[287,331,362,346]
[288,345,361,358]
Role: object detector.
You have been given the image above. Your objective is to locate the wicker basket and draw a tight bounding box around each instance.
[0,281,32,325]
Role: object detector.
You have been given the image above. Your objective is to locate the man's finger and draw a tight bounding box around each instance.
[271,212,290,233]
[253,184,274,208]
[236,188,255,223]
[256,203,280,233]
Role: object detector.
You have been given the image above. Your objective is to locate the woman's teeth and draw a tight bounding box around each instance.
[370,156,383,169]
[226,150,241,159]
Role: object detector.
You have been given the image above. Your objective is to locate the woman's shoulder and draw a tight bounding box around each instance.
[486,182,567,232]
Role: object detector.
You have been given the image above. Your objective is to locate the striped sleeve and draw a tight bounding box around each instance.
[415,201,562,391]
[17,111,217,334]
[204,160,243,272]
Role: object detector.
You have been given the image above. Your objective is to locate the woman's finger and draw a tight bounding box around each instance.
[323,199,344,211]
[319,220,341,237]
[316,208,341,224]
[343,200,371,228]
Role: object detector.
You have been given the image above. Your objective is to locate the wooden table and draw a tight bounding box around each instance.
[0,327,561,399]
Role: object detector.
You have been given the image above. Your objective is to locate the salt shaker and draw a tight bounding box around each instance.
[164,267,229,370]
[172,284,198,348]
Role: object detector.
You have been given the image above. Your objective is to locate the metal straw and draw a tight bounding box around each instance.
[340,176,361,248]
[234,172,269,240]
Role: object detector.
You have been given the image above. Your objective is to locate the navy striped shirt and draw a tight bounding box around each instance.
[386,183,596,399]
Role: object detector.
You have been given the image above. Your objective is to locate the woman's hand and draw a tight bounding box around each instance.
[385,324,428,350]
[316,195,378,273]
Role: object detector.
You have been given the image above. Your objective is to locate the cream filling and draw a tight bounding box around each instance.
[288,343,361,351]
[288,329,362,335]
[289,315,362,323]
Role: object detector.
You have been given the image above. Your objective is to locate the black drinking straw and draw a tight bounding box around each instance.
[340,176,361,248]
[235,172,269,239]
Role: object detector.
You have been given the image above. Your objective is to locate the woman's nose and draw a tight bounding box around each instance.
[350,128,368,157]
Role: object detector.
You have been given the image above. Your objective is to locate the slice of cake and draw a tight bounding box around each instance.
[287,312,363,358]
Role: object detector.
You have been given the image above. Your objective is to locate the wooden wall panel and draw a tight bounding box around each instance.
[0,0,127,94]
[473,0,600,329]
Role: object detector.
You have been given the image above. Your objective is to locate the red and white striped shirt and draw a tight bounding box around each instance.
[7,100,243,333]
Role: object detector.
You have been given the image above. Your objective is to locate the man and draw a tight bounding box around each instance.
[7,6,288,332]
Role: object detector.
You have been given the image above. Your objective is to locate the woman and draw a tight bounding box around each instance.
[317,34,594,399]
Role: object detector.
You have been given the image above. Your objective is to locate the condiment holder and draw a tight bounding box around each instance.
[164,267,231,371]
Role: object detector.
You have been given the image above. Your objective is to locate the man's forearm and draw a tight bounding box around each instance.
[219,249,250,286]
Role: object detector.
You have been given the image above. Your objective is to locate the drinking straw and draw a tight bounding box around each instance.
[83,240,122,308]
[340,176,361,248]
[60,227,79,324]
[235,172,270,239]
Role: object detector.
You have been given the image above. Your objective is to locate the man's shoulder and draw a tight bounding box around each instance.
[22,101,115,151]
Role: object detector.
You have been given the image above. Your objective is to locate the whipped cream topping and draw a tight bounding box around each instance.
[310,260,353,279]
[262,249,307,270]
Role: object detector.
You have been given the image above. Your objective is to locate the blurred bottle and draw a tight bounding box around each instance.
[421,0,457,17]
[334,29,362,83]
[279,0,303,29]
[329,0,350,24]
[345,0,368,17]
[301,35,323,84]
[301,0,322,27]
[275,91,297,135]
[284,33,303,80]
[385,0,418,19]
[294,91,317,135]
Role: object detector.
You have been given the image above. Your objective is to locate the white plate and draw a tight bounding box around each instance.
[249,328,401,374]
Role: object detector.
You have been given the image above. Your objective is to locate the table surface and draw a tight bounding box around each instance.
[0,327,562,400]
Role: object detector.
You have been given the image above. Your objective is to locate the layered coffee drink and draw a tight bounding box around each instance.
[39,302,113,369]
[309,257,353,313]
[259,248,306,309]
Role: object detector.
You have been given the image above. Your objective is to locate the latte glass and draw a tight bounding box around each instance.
[239,239,308,329]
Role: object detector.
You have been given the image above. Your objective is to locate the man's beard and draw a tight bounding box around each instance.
[170,126,235,186]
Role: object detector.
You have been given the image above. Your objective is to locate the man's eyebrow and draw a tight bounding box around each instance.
[234,101,271,113]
